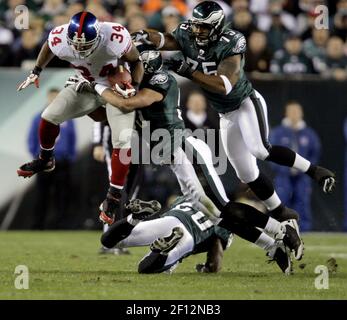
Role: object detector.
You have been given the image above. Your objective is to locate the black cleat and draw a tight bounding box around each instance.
[99,193,121,225]
[125,199,161,220]
[17,157,55,178]
[310,166,336,194]
[270,206,299,222]
[282,220,304,261]
[267,241,293,275]
[150,227,184,254]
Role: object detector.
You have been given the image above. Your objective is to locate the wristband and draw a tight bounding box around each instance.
[32,65,42,75]
[157,32,165,49]
[220,75,233,95]
[95,84,108,96]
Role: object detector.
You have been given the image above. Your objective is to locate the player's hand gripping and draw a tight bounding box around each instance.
[114,82,136,98]
[131,30,153,45]
[65,75,96,93]
[17,66,42,91]
[166,57,193,79]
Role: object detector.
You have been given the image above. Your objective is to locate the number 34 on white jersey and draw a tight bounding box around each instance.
[48,22,132,85]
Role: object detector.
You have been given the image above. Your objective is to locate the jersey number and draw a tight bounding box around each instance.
[186,58,217,75]
[191,211,214,232]
[110,25,124,43]
[50,27,64,47]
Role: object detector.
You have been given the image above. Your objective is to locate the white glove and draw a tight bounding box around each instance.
[17,73,39,91]
[115,83,136,98]
[65,76,95,93]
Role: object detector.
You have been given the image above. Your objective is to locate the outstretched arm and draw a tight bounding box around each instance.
[36,41,55,69]
[17,41,55,91]
[132,29,181,51]
[97,87,163,112]
[192,55,241,94]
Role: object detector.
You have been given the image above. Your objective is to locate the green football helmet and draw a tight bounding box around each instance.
[189,1,225,46]
[136,42,163,75]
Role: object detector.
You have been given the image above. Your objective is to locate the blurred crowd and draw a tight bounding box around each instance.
[1,0,347,79]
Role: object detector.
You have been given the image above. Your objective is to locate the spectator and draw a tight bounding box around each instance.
[0,25,13,66]
[182,91,218,132]
[256,0,296,35]
[148,4,183,32]
[270,34,315,74]
[245,30,272,72]
[303,28,329,59]
[182,90,219,158]
[344,117,347,231]
[232,9,257,39]
[333,0,347,40]
[39,0,67,21]
[12,29,41,67]
[319,36,347,80]
[127,13,148,34]
[270,101,321,231]
[266,9,291,53]
[28,88,76,229]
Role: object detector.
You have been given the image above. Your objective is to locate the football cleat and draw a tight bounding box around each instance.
[17,157,55,178]
[99,192,121,225]
[267,241,293,275]
[125,199,161,220]
[150,227,184,255]
[281,220,304,261]
[310,166,336,194]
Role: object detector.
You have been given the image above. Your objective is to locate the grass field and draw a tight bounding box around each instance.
[0,231,346,300]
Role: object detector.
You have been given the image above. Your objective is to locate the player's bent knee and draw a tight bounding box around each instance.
[249,145,270,161]
[100,232,113,249]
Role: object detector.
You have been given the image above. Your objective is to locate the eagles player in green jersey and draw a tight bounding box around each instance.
[132,0,336,226]
[91,44,229,217]
[101,195,303,275]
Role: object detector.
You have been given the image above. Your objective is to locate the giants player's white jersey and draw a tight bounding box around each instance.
[48,22,132,85]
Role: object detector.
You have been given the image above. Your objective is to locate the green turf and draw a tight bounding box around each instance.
[0,231,346,300]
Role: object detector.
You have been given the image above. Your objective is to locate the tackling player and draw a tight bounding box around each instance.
[85,44,229,217]
[16,11,144,225]
[132,1,336,225]
[102,196,302,275]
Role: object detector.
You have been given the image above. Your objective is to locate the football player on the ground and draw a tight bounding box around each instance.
[131,1,336,226]
[102,196,303,275]
[16,11,144,225]
[88,44,229,215]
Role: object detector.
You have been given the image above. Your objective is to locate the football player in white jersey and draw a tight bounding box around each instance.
[17,11,144,225]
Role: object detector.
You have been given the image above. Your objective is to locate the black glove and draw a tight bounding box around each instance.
[166,57,193,79]
[131,30,153,45]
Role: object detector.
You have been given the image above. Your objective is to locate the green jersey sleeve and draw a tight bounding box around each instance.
[141,72,171,98]
[216,30,247,61]
[171,23,190,51]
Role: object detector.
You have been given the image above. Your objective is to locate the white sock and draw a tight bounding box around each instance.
[103,224,109,233]
[262,192,281,211]
[263,217,282,237]
[293,153,311,172]
[254,232,276,251]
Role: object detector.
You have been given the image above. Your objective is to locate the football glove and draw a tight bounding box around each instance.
[131,30,153,45]
[114,82,136,98]
[165,57,193,79]
[17,66,42,91]
[65,76,96,93]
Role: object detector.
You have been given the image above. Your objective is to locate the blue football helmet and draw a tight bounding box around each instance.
[67,11,100,59]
